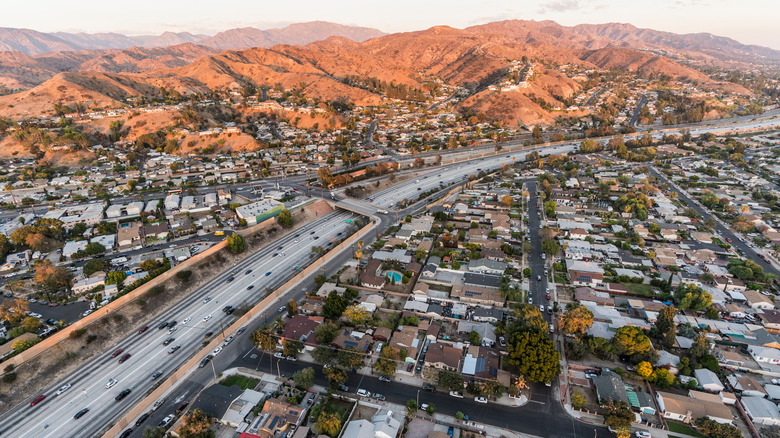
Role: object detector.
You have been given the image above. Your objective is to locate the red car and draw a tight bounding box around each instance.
[725,238,732,243]
[119,353,131,364]
[30,395,46,406]
[138,326,149,334]
[111,348,124,358]
[766,259,771,264]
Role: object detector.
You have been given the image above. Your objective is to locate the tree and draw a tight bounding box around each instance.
[277,209,293,227]
[323,366,347,387]
[689,333,709,360]
[293,367,315,389]
[250,329,276,351]
[406,399,418,417]
[375,358,397,377]
[337,348,365,371]
[283,339,304,357]
[318,167,334,187]
[650,367,675,388]
[425,402,436,415]
[636,361,653,380]
[142,428,167,438]
[469,330,481,345]
[177,409,214,438]
[311,345,336,364]
[674,283,712,311]
[413,158,425,168]
[286,298,299,317]
[693,417,742,438]
[316,411,342,437]
[543,200,557,218]
[34,260,73,293]
[21,316,43,333]
[438,370,464,390]
[315,321,340,344]
[0,298,28,325]
[506,331,560,383]
[541,238,560,257]
[140,259,160,272]
[612,326,653,359]
[655,305,676,334]
[602,401,634,431]
[343,305,371,325]
[509,304,547,333]
[500,195,514,208]
[561,305,593,337]
[226,233,245,253]
[83,258,109,276]
[322,291,348,318]
[571,391,586,409]
[13,336,39,353]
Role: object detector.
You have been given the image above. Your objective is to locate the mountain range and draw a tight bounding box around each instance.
[0,20,769,127]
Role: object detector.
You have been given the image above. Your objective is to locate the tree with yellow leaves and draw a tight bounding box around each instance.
[177,408,214,438]
[0,297,29,325]
[316,411,342,437]
[343,304,371,326]
[636,361,653,380]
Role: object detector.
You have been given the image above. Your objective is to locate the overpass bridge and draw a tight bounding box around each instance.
[334,198,385,217]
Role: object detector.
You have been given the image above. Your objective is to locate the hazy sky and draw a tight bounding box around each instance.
[4,0,779,49]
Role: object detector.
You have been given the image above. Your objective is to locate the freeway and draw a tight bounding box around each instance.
[0,211,359,438]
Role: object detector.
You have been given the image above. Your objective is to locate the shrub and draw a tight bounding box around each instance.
[70,328,87,339]
[2,372,17,383]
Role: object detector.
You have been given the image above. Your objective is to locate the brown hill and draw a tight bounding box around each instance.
[198,21,385,50]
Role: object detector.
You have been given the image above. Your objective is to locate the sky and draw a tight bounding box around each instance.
[3,0,779,50]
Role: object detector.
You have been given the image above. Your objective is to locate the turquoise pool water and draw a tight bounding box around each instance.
[386,271,403,282]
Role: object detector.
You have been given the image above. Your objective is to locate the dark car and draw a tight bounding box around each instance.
[138,325,149,334]
[423,384,436,393]
[151,370,163,380]
[168,321,177,328]
[222,306,234,314]
[265,271,271,276]
[175,401,189,414]
[199,355,214,368]
[115,389,132,401]
[162,337,175,346]
[204,331,214,338]
[406,363,414,372]
[247,285,254,290]
[111,348,124,358]
[118,353,132,364]
[30,395,46,406]
[158,322,169,330]
[74,408,89,419]
[135,413,150,426]
[245,269,252,274]
[227,276,235,282]
[119,429,133,438]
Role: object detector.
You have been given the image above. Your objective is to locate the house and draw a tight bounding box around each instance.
[467,259,507,275]
[742,396,780,426]
[759,309,780,330]
[727,375,768,398]
[457,321,496,347]
[360,259,385,289]
[221,389,266,427]
[450,285,504,307]
[423,343,462,372]
[592,371,629,404]
[72,276,105,294]
[693,368,724,393]
[331,329,371,352]
[743,289,775,310]
[567,260,605,286]
[389,325,420,363]
[749,345,780,364]
[117,222,143,248]
[461,345,500,381]
[342,409,402,438]
[144,223,169,240]
[472,307,504,323]
[243,397,304,437]
[656,390,733,424]
[280,315,323,350]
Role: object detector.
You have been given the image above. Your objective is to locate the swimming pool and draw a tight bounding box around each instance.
[386,271,403,282]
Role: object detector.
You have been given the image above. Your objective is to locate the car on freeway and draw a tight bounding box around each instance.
[245,269,252,274]
[222,306,234,313]
[310,231,315,235]
[168,345,181,354]
[227,276,235,282]
[273,253,278,257]
[163,337,175,345]
[247,285,254,290]
[168,326,178,334]
[265,271,271,276]
[56,384,71,395]
[168,320,177,328]
[111,348,124,358]
[158,322,169,330]
[475,396,488,404]
[182,317,192,324]
[118,353,132,364]
[151,370,163,380]
[135,413,150,426]
[378,376,391,383]
[30,395,46,406]
[204,331,213,338]
[138,325,149,334]
[356,389,371,397]
[74,408,89,419]
[115,388,132,401]
[203,296,212,303]
[449,391,464,398]
[105,379,118,389]
[203,315,212,321]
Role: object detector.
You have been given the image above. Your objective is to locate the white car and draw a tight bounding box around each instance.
[357,389,371,397]
[274,352,284,358]
[449,391,464,398]
[105,378,118,389]
[168,327,178,334]
[635,432,651,438]
[474,396,488,404]
[160,414,175,427]
[182,317,192,324]
[203,315,212,321]
[56,383,71,395]
[151,399,165,411]
[212,346,222,356]
[223,335,234,346]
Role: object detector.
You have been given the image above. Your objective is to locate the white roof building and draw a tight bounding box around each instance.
[694,368,724,393]
[742,396,780,426]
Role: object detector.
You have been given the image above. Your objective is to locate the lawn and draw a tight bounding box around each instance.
[622,282,653,297]
[667,421,706,438]
[220,375,260,390]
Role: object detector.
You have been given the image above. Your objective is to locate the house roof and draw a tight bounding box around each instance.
[280,315,322,345]
[592,371,629,404]
[693,368,724,389]
[742,396,780,421]
[424,343,462,369]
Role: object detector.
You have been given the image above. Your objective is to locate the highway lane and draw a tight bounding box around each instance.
[0,211,359,438]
